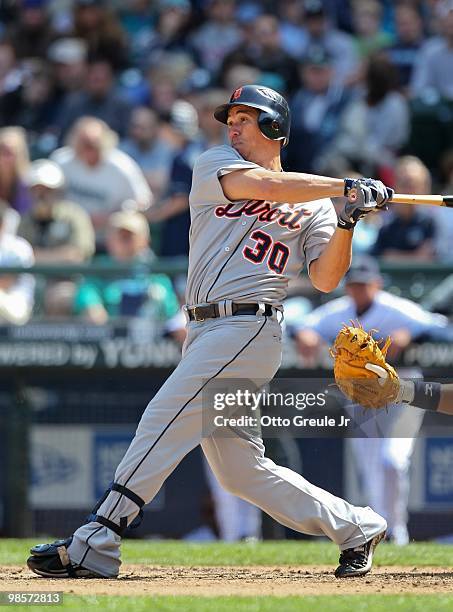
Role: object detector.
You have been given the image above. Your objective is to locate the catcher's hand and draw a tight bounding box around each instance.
[330,323,400,409]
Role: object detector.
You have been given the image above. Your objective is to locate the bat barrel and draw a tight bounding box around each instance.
[390,194,450,207]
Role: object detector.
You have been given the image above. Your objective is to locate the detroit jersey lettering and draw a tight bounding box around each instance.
[186,145,337,306]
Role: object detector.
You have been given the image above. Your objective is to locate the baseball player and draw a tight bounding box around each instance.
[27,85,393,579]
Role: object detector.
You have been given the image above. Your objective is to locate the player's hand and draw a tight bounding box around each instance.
[338,178,394,230]
[385,328,412,361]
[365,362,416,405]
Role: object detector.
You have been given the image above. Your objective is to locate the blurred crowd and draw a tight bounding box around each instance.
[0,0,453,328]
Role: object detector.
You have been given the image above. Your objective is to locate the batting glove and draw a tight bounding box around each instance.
[338,178,394,230]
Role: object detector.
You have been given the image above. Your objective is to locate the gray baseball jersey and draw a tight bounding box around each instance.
[186,145,337,306]
[64,144,386,578]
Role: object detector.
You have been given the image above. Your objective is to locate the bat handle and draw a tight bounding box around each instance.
[443,196,453,208]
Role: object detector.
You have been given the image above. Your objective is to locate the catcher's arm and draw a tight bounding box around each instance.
[367,364,453,415]
[438,387,453,415]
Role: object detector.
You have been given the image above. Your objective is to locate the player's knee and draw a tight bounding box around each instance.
[214,471,245,496]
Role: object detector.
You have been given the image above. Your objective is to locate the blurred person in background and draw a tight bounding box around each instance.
[221,63,261,92]
[0,126,32,233]
[6,0,57,60]
[286,44,353,173]
[0,40,21,107]
[432,150,453,261]
[411,0,453,101]
[120,107,175,201]
[55,56,133,141]
[47,37,88,97]
[196,89,229,149]
[145,52,195,116]
[145,0,196,69]
[51,117,152,241]
[350,0,392,60]
[221,14,300,96]
[278,0,308,60]
[147,100,202,257]
[320,53,409,178]
[18,159,95,317]
[73,209,179,327]
[0,200,35,325]
[0,0,18,29]
[298,0,359,86]
[71,0,127,70]
[190,0,242,78]
[18,159,95,264]
[372,156,436,261]
[387,2,426,91]
[118,0,155,68]
[440,149,453,197]
[321,0,354,31]
[419,150,453,307]
[8,59,59,158]
[293,256,449,544]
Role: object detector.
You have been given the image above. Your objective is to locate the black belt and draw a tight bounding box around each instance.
[187,302,274,322]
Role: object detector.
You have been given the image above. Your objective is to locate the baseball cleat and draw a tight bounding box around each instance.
[27,537,105,578]
[334,530,386,578]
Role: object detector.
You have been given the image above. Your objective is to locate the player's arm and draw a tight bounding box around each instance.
[295,328,324,358]
[220,168,345,204]
[400,381,453,416]
[375,371,453,415]
[308,228,353,292]
[146,194,188,222]
[436,386,453,415]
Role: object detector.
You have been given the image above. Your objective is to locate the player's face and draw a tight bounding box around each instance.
[107,228,147,261]
[226,106,265,159]
[346,281,380,311]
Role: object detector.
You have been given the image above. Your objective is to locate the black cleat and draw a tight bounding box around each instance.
[27,537,104,578]
[335,530,386,578]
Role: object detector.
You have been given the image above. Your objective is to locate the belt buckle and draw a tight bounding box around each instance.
[192,306,205,322]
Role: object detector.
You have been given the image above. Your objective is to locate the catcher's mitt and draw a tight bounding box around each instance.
[330,323,400,409]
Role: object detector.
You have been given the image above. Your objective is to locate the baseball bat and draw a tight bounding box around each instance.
[390,194,453,207]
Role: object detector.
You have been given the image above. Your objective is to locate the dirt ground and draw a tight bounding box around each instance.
[2,565,453,596]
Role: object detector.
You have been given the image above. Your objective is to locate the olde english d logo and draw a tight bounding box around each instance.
[232,87,243,101]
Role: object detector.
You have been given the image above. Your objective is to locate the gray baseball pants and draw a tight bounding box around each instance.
[68,312,386,577]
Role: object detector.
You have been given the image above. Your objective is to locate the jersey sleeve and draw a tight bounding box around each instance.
[189,145,259,208]
[302,199,337,270]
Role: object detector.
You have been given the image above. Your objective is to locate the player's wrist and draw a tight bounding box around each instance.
[398,379,441,412]
[337,209,356,231]
[396,379,415,404]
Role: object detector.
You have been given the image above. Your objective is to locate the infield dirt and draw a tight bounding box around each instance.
[2,564,453,596]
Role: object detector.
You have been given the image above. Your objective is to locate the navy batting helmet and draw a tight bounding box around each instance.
[214,85,291,147]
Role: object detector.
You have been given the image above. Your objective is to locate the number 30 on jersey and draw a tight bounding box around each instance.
[243,230,290,274]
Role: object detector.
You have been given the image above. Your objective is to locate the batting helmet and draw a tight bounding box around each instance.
[214,85,291,147]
